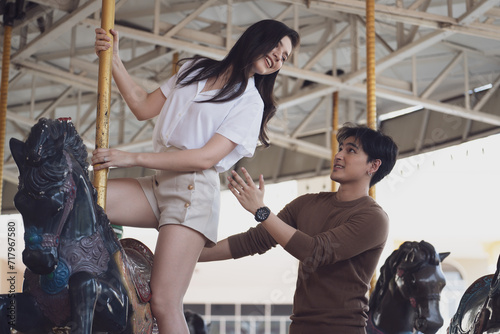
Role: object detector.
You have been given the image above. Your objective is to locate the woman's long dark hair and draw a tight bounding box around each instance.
[176,20,300,147]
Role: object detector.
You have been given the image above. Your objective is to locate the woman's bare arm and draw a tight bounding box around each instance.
[92,133,238,172]
[95,28,166,121]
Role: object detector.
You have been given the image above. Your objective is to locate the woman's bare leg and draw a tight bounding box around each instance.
[149,224,206,334]
[105,178,158,228]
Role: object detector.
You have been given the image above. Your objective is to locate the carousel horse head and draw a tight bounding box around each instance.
[448,253,500,333]
[3,117,153,333]
[487,255,500,328]
[368,240,449,334]
[10,118,89,275]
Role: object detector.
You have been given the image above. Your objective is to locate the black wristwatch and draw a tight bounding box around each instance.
[254,206,271,222]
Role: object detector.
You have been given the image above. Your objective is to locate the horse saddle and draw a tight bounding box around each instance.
[120,238,154,303]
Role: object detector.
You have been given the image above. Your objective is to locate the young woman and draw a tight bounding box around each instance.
[92,20,299,333]
[200,124,399,334]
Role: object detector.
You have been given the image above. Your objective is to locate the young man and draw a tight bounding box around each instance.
[199,123,399,334]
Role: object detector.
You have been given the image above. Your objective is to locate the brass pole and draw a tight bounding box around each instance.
[331,91,339,192]
[94,0,115,210]
[366,0,376,199]
[366,0,377,293]
[172,52,179,75]
[0,25,13,215]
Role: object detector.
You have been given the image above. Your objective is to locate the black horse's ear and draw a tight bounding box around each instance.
[10,138,25,173]
[439,252,450,262]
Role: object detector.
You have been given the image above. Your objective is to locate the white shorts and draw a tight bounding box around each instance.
[137,150,220,247]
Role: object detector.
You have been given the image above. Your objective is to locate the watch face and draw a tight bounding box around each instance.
[255,207,270,222]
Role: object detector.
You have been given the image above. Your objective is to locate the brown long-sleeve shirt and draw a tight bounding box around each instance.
[228,192,389,334]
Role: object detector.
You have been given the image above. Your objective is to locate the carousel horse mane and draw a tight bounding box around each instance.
[17,118,111,225]
[18,118,89,199]
[369,240,441,311]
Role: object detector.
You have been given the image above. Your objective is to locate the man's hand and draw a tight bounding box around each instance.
[227,167,265,215]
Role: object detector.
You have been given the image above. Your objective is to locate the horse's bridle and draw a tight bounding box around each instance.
[39,150,77,248]
[396,261,442,332]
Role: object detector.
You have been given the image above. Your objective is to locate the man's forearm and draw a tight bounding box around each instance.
[260,213,295,248]
[198,238,233,262]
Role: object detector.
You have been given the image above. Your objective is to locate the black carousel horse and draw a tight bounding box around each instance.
[367,240,450,334]
[448,254,500,334]
[0,118,154,333]
[184,310,210,334]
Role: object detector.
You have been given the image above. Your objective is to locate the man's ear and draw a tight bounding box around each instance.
[369,159,382,174]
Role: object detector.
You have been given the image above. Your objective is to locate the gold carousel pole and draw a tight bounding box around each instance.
[366,0,378,294]
[94,0,115,211]
[366,0,376,199]
[0,6,16,215]
[331,91,339,192]
[172,52,179,75]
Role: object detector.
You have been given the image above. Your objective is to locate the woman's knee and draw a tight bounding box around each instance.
[149,292,183,317]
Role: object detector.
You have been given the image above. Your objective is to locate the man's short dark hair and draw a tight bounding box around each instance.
[337,123,399,187]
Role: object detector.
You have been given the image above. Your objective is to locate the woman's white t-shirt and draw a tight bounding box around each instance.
[152,62,265,172]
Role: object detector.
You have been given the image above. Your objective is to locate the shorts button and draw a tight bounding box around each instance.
[188,184,194,190]
[184,203,190,208]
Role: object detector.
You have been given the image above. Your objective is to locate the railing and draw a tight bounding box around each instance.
[184,303,293,334]
[205,315,291,334]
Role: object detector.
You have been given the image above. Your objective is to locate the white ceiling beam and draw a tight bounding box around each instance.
[12,0,102,61]
[164,0,218,38]
[343,30,455,84]
[268,132,332,160]
[485,7,500,18]
[14,59,121,95]
[302,25,350,70]
[2,170,21,185]
[69,57,160,90]
[161,0,223,14]
[80,16,496,125]
[442,41,500,65]
[6,110,95,149]
[83,19,227,59]
[7,111,37,128]
[278,85,338,110]
[275,70,500,126]
[36,86,74,119]
[457,0,500,25]
[247,1,271,20]
[159,22,226,46]
[278,67,500,127]
[28,0,80,12]
[362,84,500,126]
[274,3,294,22]
[275,0,500,39]
[472,75,500,112]
[291,98,327,137]
[10,4,50,33]
[440,21,500,40]
[420,52,463,99]
[121,47,172,71]
[376,76,412,92]
[276,0,455,28]
[8,94,96,113]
